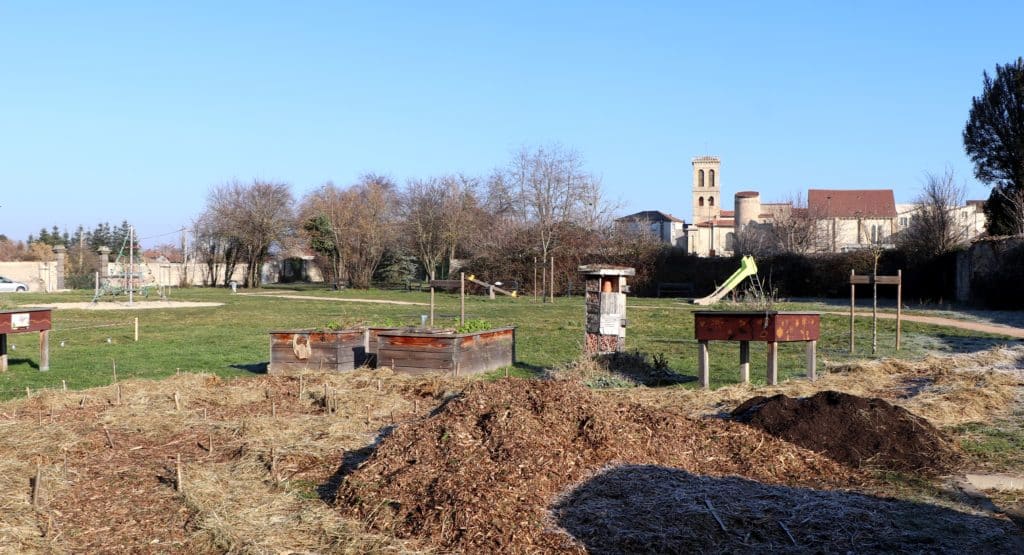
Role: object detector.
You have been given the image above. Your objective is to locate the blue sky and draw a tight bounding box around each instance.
[1,1,1021,245]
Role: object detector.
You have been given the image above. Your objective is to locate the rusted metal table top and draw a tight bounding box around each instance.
[694,311,820,343]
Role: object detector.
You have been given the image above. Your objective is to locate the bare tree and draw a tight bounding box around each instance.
[205,180,295,287]
[770,193,826,254]
[497,144,611,263]
[299,183,349,287]
[299,175,398,289]
[896,169,968,258]
[732,223,775,257]
[401,177,447,280]
[995,184,1024,235]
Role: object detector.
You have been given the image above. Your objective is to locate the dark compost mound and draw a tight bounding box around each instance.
[732,390,963,474]
[339,379,860,553]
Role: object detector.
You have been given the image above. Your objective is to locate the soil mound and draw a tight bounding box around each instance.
[732,390,963,474]
[339,379,860,553]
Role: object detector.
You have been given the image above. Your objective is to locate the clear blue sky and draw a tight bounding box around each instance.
[1,1,1020,246]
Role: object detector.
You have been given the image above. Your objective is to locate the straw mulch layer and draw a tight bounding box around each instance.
[339,379,867,553]
[732,390,963,474]
[552,464,1023,554]
[0,370,439,554]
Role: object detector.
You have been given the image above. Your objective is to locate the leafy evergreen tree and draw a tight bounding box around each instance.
[963,58,1024,235]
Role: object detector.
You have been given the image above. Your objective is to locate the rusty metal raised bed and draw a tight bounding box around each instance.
[377,326,516,376]
[693,311,820,388]
[268,328,368,375]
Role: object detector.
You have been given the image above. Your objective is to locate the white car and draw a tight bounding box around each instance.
[0,276,29,292]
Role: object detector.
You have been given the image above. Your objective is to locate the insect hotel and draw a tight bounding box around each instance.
[579,265,635,355]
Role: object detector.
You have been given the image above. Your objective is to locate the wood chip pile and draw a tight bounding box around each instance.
[339,379,866,552]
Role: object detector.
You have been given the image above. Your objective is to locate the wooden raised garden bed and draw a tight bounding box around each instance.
[377,326,516,376]
[268,328,368,375]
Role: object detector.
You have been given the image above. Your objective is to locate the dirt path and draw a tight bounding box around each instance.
[237,293,428,306]
[823,311,1024,339]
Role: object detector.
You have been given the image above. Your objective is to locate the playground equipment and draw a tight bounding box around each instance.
[692,255,758,306]
[92,225,163,303]
[467,275,518,298]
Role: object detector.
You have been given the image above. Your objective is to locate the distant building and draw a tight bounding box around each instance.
[807,189,897,252]
[895,200,987,244]
[615,210,686,247]
[677,156,987,256]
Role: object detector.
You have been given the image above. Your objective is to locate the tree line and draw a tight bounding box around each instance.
[190,144,659,290]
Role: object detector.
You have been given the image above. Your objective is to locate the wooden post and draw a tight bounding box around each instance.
[133,317,139,342]
[0,333,7,373]
[550,257,555,304]
[849,270,855,354]
[739,341,750,384]
[429,287,435,326]
[174,391,181,411]
[698,340,710,389]
[112,359,117,383]
[896,270,902,350]
[460,272,465,326]
[872,260,878,355]
[541,267,546,302]
[806,340,817,381]
[32,465,42,506]
[175,453,183,492]
[766,342,778,385]
[534,257,538,300]
[39,329,49,371]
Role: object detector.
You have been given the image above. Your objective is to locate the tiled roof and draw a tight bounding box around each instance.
[807,189,896,218]
[719,210,735,217]
[695,219,735,228]
[616,210,684,223]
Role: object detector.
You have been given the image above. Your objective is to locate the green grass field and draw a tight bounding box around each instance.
[0,286,1016,400]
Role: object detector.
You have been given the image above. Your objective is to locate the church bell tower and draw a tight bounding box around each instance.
[691,156,721,224]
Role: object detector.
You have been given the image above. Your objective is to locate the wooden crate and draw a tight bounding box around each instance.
[268,329,367,375]
[377,327,516,375]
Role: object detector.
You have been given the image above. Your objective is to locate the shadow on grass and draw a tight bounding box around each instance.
[4,357,39,370]
[553,465,1023,554]
[230,362,268,374]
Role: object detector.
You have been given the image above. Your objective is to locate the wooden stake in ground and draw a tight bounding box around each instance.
[32,464,42,506]
[174,391,181,411]
[103,425,114,448]
[133,317,139,342]
[116,384,122,406]
[460,272,466,326]
[61,380,66,392]
[550,256,555,304]
[299,375,304,397]
[175,453,183,492]
[112,359,117,383]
